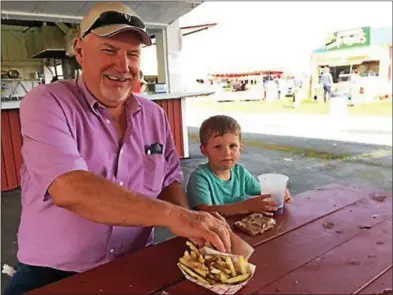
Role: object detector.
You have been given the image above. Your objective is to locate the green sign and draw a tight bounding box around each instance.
[324,27,371,51]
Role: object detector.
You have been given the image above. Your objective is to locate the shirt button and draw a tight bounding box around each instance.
[110,249,115,254]
[119,181,124,186]
[106,119,111,124]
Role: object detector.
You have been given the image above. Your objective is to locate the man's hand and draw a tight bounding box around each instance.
[190,211,232,248]
[166,208,232,253]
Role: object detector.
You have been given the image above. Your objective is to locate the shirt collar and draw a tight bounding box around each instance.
[77,74,142,115]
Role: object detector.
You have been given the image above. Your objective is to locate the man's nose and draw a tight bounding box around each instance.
[116,53,130,73]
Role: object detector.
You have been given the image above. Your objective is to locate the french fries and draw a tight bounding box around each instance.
[237,256,248,275]
[178,241,252,286]
[179,263,209,285]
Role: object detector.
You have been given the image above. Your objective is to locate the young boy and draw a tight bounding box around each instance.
[187,115,292,217]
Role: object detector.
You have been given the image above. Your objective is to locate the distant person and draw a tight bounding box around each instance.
[275,78,284,99]
[187,115,292,217]
[320,67,334,103]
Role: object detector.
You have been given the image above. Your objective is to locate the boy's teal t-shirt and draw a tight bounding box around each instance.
[186,163,261,208]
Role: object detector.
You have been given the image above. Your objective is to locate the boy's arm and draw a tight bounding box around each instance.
[244,168,262,196]
[187,171,251,217]
[197,202,250,217]
[197,195,280,217]
[186,171,213,209]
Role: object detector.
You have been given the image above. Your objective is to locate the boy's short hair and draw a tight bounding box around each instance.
[199,115,242,145]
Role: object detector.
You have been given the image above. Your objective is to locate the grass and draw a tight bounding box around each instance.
[189,97,393,117]
[348,100,392,117]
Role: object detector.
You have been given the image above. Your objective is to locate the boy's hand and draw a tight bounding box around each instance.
[285,189,292,203]
[244,194,278,213]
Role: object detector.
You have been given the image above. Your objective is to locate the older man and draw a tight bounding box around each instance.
[3,3,231,295]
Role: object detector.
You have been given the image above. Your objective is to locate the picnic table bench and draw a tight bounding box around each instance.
[28,183,392,295]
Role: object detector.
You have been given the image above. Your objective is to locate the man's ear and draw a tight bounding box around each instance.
[73,37,84,66]
[200,144,207,157]
[239,141,243,153]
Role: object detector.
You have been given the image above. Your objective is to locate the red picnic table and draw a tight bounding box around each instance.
[28,183,392,295]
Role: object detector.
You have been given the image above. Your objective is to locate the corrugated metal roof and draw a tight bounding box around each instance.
[1,1,203,28]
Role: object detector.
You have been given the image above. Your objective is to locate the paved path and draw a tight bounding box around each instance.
[185,103,392,146]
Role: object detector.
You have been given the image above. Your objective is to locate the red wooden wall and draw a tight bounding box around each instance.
[154,99,185,158]
[1,109,23,191]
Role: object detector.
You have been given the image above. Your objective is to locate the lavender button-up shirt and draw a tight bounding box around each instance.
[17,76,183,272]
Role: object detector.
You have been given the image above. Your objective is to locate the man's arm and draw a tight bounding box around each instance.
[49,170,179,227]
[157,181,190,209]
[49,170,233,253]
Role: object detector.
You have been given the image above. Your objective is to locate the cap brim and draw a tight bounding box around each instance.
[91,24,152,46]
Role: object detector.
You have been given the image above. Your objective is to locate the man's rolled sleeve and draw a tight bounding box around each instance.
[20,86,88,200]
[162,115,183,189]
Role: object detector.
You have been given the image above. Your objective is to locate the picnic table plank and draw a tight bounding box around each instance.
[228,183,371,246]
[160,192,392,295]
[356,267,393,294]
[256,218,392,294]
[28,237,188,295]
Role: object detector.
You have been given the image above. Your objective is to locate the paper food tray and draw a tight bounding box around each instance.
[177,246,256,295]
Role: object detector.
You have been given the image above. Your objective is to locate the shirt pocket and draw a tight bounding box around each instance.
[143,154,165,193]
